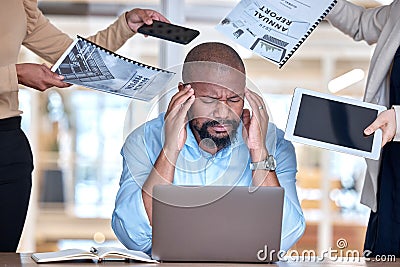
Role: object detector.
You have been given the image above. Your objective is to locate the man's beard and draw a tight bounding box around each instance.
[190,119,240,150]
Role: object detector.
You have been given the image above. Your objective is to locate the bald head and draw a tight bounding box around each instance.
[184,42,245,72]
[182,42,246,91]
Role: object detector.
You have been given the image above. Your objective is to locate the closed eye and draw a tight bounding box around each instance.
[228,97,242,103]
[199,96,242,104]
[200,97,218,104]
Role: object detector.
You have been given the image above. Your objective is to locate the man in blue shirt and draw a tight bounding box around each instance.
[112,42,305,254]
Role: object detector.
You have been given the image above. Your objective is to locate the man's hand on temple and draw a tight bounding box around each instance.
[242,88,269,162]
[163,83,195,157]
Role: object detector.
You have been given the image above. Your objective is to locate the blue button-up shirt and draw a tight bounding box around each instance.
[112,112,305,254]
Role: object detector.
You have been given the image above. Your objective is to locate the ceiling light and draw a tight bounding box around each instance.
[328,68,365,93]
[374,0,393,4]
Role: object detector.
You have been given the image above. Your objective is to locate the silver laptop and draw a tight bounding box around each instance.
[151,185,284,263]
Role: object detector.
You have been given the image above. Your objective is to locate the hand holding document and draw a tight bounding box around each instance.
[52,36,175,101]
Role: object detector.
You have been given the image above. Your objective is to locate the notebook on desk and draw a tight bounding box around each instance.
[151,185,284,263]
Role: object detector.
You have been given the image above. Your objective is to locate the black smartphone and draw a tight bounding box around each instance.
[137,20,199,45]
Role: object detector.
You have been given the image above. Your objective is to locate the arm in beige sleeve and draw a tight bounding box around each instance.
[86,13,135,52]
[22,7,74,64]
[325,0,393,45]
[22,3,134,64]
[0,65,18,92]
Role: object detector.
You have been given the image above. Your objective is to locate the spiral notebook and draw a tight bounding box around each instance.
[51,36,175,101]
[216,0,337,68]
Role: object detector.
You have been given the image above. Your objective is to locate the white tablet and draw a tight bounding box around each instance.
[284,88,387,160]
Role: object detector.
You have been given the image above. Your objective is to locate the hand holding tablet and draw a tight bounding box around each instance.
[284,88,386,160]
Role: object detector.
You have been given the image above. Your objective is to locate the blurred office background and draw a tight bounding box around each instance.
[18,0,390,255]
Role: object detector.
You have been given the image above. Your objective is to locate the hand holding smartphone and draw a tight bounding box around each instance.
[138,20,199,45]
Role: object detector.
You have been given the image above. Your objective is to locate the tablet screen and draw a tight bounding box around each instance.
[294,94,377,152]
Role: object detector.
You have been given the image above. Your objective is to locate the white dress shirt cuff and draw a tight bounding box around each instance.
[392,105,400,142]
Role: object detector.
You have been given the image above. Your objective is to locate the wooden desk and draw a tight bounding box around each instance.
[1,253,400,266]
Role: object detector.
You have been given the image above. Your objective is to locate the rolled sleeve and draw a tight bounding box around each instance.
[112,166,152,254]
[280,195,306,252]
[112,126,154,253]
[274,129,306,251]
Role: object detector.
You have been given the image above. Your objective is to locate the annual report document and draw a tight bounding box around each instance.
[51,36,175,101]
[216,0,337,67]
